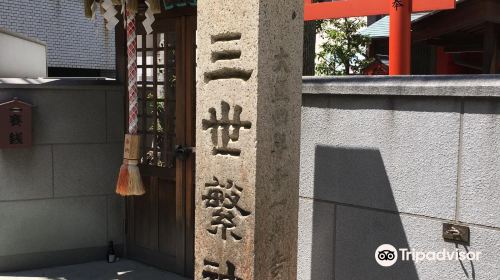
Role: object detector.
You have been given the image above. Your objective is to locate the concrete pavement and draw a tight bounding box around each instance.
[0,259,190,280]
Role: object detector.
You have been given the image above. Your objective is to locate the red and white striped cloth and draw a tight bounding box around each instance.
[126,10,139,135]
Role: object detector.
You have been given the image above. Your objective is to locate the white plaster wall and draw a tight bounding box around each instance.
[0,31,47,78]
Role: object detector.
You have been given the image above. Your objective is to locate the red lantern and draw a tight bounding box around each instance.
[0,98,33,149]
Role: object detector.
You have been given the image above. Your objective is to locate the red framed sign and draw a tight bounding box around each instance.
[0,98,33,149]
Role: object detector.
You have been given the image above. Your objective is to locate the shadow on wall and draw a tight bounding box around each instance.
[311,145,419,279]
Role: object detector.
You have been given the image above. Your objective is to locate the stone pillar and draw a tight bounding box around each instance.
[195,0,303,279]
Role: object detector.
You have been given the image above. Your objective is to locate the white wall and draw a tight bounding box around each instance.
[0,30,47,78]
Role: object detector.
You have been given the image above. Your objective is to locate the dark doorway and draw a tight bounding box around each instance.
[122,8,196,278]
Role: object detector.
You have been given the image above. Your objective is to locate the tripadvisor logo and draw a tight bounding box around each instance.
[375,244,398,267]
[375,244,482,267]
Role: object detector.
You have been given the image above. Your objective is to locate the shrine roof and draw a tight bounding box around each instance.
[412,0,495,43]
[360,0,465,39]
[359,13,428,38]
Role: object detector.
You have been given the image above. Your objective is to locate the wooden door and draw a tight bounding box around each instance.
[125,12,196,277]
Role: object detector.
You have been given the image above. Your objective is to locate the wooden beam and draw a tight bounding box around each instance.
[413,0,496,42]
[424,34,484,51]
[443,45,483,53]
[413,0,456,13]
[305,0,387,20]
[304,0,455,21]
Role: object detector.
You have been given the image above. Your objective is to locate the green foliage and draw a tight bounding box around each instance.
[316,18,373,76]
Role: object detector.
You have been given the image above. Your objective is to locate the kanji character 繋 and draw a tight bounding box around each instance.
[202,177,250,241]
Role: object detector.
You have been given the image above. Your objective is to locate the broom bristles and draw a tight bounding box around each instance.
[116,134,145,196]
[115,162,130,196]
[116,160,145,196]
[127,164,145,195]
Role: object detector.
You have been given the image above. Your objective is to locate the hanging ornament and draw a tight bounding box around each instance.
[99,1,106,16]
[120,0,127,24]
[91,0,99,21]
[116,9,145,196]
[102,0,120,30]
[143,0,156,34]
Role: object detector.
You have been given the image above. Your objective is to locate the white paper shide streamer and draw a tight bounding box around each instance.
[102,0,120,30]
[142,0,155,34]
[91,1,99,21]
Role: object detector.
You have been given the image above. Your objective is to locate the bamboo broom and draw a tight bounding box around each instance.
[116,9,145,196]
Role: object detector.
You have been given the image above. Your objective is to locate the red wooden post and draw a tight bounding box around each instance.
[389,0,412,75]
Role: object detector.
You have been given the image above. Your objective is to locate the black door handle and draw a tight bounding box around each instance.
[174,145,195,160]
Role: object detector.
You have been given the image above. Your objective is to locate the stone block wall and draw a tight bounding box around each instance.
[0,0,115,71]
[0,79,124,272]
[298,76,500,280]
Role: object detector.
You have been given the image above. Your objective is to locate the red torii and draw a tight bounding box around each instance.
[304,0,456,75]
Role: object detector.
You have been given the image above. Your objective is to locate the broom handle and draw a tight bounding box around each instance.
[126,10,139,135]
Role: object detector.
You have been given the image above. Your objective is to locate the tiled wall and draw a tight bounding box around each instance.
[0,0,115,71]
[0,82,124,271]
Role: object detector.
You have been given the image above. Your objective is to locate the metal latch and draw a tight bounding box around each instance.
[443,223,470,244]
[174,145,196,160]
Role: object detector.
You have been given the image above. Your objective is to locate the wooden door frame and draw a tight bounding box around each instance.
[183,14,196,276]
[172,13,196,277]
[116,9,196,277]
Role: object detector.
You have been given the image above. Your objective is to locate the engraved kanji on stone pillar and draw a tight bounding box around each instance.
[195,0,303,279]
[202,102,252,156]
[202,260,243,280]
[202,177,251,241]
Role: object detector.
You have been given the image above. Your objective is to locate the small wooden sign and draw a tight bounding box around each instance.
[0,98,33,149]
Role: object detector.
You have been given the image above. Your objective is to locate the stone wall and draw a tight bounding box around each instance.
[0,79,124,272]
[298,75,500,280]
[2,75,500,278]
[0,0,115,71]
